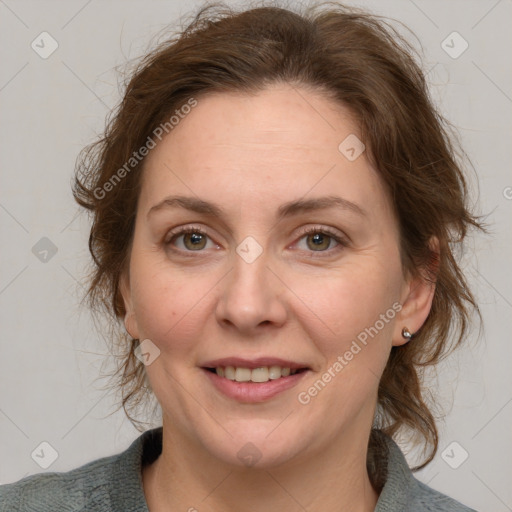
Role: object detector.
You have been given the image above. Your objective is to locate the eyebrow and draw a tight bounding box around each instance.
[147,194,366,220]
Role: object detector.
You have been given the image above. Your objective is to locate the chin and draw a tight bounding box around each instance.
[194,420,313,470]
[212,439,300,469]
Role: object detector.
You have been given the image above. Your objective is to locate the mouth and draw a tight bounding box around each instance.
[200,359,311,402]
[203,365,308,383]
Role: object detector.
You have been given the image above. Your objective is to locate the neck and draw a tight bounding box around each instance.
[143,419,380,512]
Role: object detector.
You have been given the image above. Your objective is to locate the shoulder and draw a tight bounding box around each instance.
[407,479,478,511]
[0,450,120,512]
[0,427,161,512]
[374,430,477,512]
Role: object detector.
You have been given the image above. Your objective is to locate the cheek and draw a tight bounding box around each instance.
[128,252,214,352]
[291,260,401,353]
[293,265,401,414]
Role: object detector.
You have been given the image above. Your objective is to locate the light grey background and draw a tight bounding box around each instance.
[0,0,511,510]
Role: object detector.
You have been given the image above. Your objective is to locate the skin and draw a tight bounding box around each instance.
[120,83,435,512]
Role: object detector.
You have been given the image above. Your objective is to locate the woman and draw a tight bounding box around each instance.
[0,2,482,511]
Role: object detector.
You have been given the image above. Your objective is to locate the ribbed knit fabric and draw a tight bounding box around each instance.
[0,427,477,511]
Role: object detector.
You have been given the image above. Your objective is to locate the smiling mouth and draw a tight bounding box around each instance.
[203,366,308,383]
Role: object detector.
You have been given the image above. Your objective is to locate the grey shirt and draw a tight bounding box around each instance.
[0,427,477,511]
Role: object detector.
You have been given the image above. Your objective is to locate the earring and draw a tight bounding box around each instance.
[401,327,413,340]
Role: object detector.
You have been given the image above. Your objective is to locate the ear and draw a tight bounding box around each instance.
[392,237,439,347]
[119,271,140,340]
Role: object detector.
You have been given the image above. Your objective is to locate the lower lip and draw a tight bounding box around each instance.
[202,368,309,403]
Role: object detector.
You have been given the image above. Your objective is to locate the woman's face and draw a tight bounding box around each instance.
[122,83,431,468]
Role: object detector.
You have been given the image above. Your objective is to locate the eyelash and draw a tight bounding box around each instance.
[164,225,349,256]
[295,226,349,254]
[165,226,209,245]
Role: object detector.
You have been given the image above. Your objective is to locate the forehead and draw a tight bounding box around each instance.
[139,84,394,223]
[151,84,358,161]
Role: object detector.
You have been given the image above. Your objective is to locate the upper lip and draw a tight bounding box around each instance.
[201,357,310,370]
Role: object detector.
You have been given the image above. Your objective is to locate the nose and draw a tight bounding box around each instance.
[214,251,288,336]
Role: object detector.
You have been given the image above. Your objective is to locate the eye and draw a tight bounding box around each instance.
[294,227,348,254]
[165,227,217,252]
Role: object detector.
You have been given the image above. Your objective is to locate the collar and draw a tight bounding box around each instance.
[110,426,418,512]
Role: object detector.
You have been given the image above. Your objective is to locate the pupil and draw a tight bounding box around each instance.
[308,233,329,251]
[185,232,206,250]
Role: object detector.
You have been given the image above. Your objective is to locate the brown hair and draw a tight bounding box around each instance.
[73,1,482,475]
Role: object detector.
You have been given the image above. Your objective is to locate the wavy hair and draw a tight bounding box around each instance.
[73,1,483,478]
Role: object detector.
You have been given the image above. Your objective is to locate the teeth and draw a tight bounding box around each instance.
[214,365,300,383]
[235,367,251,382]
[268,366,282,380]
[251,367,269,383]
[224,366,236,380]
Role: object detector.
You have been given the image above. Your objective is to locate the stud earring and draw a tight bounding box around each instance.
[401,327,413,340]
